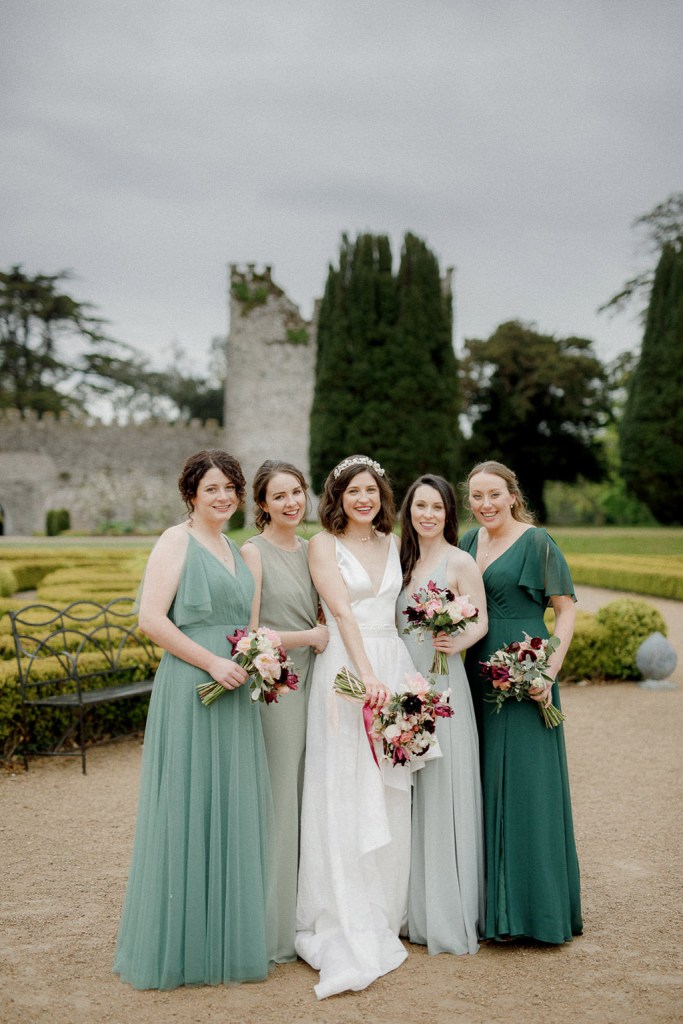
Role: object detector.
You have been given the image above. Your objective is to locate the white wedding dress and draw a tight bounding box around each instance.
[295,538,416,999]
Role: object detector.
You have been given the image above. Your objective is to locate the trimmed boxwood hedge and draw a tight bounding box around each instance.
[0,543,676,765]
[558,598,668,682]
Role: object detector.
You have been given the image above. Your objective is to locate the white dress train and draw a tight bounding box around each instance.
[295,539,416,999]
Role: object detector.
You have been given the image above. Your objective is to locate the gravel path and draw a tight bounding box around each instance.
[1,587,681,1024]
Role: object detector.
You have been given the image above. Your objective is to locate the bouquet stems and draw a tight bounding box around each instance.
[429,648,449,677]
[539,701,566,728]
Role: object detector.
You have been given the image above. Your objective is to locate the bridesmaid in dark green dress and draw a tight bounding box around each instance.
[114,450,275,989]
[241,461,328,963]
[460,460,582,945]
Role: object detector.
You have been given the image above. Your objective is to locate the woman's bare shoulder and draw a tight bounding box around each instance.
[309,530,334,553]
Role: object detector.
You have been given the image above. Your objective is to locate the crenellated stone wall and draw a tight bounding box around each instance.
[0,262,318,536]
[0,411,223,535]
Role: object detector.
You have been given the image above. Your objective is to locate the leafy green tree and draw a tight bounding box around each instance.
[309,232,460,498]
[0,265,110,415]
[600,191,683,318]
[461,321,610,520]
[310,234,394,487]
[84,341,225,424]
[383,233,459,496]
[619,243,683,523]
[0,265,224,423]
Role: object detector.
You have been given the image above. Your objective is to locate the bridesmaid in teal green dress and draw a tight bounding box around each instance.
[241,461,328,963]
[114,450,275,989]
[460,460,582,945]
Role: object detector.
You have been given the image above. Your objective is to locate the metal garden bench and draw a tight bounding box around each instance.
[9,598,158,774]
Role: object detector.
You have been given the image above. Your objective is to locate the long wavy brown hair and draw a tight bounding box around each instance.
[399,475,459,589]
[318,455,395,535]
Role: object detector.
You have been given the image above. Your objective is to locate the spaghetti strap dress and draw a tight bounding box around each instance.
[398,556,485,955]
[247,533,319,962]
[459,526,582,944]
[113,534,276,989]
[295,538,415,999]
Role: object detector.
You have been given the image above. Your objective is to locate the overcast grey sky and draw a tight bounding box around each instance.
[2,0,681,377]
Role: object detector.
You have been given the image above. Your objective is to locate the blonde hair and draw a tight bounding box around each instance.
[465,460,536,525]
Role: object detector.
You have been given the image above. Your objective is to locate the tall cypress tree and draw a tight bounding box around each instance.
[619,243,683,523]
[309,232,461,499]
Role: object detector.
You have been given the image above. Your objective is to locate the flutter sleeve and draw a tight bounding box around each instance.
[517,528,576,606]
[171,546,214,626]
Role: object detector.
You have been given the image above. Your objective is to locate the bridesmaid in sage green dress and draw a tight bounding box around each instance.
[460,460,582,945]
[114,450,275,989]
[241,461,328,963]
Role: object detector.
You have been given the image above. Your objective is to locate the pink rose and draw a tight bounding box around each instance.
[253,652,281,680]
[406,672,431,694]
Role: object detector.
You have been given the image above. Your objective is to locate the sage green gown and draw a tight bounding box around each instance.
[114,534,275,989]
[247,534,318,962]
[398,558,485,956]
[459,526,582,944]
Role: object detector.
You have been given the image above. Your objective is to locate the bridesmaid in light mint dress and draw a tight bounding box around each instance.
[114,450,275,990]
[241,461,328,963]
[398,474,487,955]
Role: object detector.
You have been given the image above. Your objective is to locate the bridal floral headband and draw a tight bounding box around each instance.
[332,455,385,479]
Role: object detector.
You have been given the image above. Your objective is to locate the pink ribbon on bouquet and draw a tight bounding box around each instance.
[362,703,380,768]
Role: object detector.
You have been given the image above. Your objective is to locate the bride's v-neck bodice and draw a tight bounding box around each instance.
[320,538,403,635]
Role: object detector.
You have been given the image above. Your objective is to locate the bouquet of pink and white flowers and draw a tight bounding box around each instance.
[196,626,299,707]
[333,666,454,766]
[402,580,479,676]
[480,632,565,728]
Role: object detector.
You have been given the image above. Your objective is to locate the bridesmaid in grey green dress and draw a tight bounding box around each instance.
[241,461,328,962]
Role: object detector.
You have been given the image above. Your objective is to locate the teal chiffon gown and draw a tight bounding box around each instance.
[113,534,275,989]
[459,526,583,944]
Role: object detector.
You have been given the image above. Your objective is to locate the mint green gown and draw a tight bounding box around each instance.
[398,558,485,956]
[459,527,582,944]
[114,534,275,989]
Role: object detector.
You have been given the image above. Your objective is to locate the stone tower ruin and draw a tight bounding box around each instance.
[224,264,317,511]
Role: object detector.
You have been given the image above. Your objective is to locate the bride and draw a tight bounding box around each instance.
[295,455,417,999]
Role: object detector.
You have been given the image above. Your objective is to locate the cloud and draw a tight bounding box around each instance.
[1,0,681,366]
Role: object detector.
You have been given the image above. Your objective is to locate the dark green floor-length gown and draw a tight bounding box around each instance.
[460,526,583,944]
[113,534,275,989]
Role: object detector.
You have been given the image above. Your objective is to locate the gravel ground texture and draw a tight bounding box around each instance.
[1,586,681,1024]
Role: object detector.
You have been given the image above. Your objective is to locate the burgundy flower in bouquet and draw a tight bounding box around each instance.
[196,626,299,707]
[480,632,565,728]
[402,579,479,676]
[333,667,453,766]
